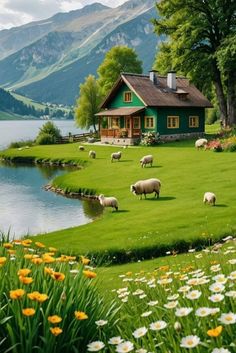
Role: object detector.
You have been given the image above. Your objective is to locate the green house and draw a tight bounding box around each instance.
[96,71,212,145]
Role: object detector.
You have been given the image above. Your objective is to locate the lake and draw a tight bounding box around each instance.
[0,163,102,238]
[0,120,83,150]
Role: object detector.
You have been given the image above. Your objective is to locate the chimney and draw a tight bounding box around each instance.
[149,70,158,84]
[167,70,176,90]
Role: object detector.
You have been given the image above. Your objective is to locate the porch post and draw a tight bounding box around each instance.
[130,116,133,138]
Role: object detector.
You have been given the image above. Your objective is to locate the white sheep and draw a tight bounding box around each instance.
[111,151,122,162]
[79,145,85,151]
[203,192,216,206]
[98,194,118,211]
[130,178,161,199]
[195,138,208,149]
[140,155,153,168]
[89,150,96,159]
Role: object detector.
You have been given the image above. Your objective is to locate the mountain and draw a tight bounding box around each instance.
[0,0,159,105]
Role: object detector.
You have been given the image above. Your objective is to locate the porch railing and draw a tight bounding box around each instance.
[100,128,141,138]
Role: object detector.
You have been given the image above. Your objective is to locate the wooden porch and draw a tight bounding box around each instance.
[100,128,141,139]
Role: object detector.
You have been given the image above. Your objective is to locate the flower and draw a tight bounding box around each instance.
[207,325,223,337]
[228,271,236,280]
[149,320,167,331]
[35,242,46,248]
[167,294,179,300]
[180,335,200,349]
[219,313,236,325]
[17,269,31,277]
[19,276,33,284]
[225,290,236,298]
[211,349,231,353]
[51,272,65,281]
[132,327,148,338]
[174,321,182,331]
[22,308,36,316]
[175,307,193,317]
[3,243,13,249]
[74,311,88,320]
[95,320,107,326]
[87,341,105,352]
[108,337,123,345]
[178,285,191,293]
[209,294,224,302]
[50,327,63,336]
[48,315,62,324]
[141,311,152,317]
[27,291,48,303]
[10,289,25,299]
[209,283,225,293]
[164,301,178,309]
[116,341,134,353]
[213,274,227,284]
[195,307,212,317]
[186,290,202,300]
[31,258,43,265]
[83,270,97,279]
[81,256,90,265]
[147,300,158,306]
[0,257,7,265]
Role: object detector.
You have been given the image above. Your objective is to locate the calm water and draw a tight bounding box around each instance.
[0,120,82,150]
[0,163,102,238]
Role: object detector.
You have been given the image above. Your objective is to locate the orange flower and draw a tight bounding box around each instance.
[0,257,7,265]
[19,276,33,284]
[24,254,34,260]
[10,289,25,300]
[42,255,55,264]
[207,326,223,337]
[81,256,90,265]
[51,272,65,281]
[49,247,57,252]
[74,311,88,320]
[21,240,32,247]
[35,242,46,248]
[83,270,97,279]
[7,249,16,255]
[31,258,43,265]
[27,291,48,303]
[3,243,13,249]
[50,327,63,336]
[125,271,132,276]
[22,308,35,316]
[44,267,54,275]
[48,315,62,324]
[18,268,32,277]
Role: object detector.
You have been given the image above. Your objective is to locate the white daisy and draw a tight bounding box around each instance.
[141,311,152,317]
[209,283,225,293]
[228,271,236,280]
[87,341,105,351]
[157,278,172,285]
[148,300,158,306]
[117,287,128,294]
[149,320,167,331]
[180,335,200,349]
[121,297,128,303]
[195,307,212,317]
[95,320,108,326]
[116,341,134,353]
[167,294,179,301]
[225,290,236,298]
[139,294,147,299]
[133,327,148,338]
[174,321,181,331]
[219,312,236,325]
[209,294,225,302]
[213,274,228,284]
[164,301,178,309]
[210,308,220,315]
[186,290,202,300]
[108,337,123,345]
[211,348,231,353]
[210,265,221,272]
[132,289,144,296]
[175,307,193,317]
[178,285,191,293]
[136,349,147,353]
[228,259,236,265]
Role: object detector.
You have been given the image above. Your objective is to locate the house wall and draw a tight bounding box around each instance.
[108,83,144,108]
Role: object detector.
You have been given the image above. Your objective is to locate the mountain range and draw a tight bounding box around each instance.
[0,0,159,105]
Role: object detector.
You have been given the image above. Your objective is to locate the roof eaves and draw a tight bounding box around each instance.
[121,74,148,107]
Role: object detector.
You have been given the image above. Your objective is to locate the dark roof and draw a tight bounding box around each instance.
[96,107,144,116]
[101,73,212,108]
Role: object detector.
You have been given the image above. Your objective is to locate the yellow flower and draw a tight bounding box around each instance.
[44,267,54,275]
[24,254,34,260]
[3,243,13,249]
[10,289,25,300]
[50,327,63,336]
[22,308,36,316]
[83,270,97,279]
[207,326,223,337]
[35,242,46,248]
[19,276,33,284]
[48,315,62,324]
[21,240,32,247]
[0,257,7,265]
[51,272,65,281]
[126,272,132,276]
[74,311,88,320]
[7,249,16,255]
[49,247,57,252]
[81,256,90,265]
[17,268,32,277]
[27,291,48,303]
[31,258,43,265]
[42,255,55,264]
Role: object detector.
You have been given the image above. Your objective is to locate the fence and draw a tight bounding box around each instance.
[55,132,94,144]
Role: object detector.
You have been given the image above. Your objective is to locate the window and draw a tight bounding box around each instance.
[133,116,140,129]
[145,116,155,129]
[123,91,132,102]
[167,116,179,128]
[189,116,199,128]
[109,117,120,128]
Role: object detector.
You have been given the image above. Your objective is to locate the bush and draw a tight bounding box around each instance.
[140,132,160,146]
[206,108,219,125]
[36,121,61,145]
[8,139,35,149]
[36,132,56,145]
[206,140,223,152]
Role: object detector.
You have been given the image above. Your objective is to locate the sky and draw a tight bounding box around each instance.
[0,0,127,30]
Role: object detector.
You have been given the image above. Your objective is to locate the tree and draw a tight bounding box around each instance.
[74,75,102,132]
[153,0,236,126]
[97,46,143,97]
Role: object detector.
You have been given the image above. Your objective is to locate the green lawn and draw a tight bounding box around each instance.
[1,137,235,263]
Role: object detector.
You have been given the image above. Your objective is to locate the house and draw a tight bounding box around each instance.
[96,70,212,145]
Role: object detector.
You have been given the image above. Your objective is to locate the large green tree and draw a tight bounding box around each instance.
[153,0,236,126]
[74,75,102,132]
[97,46,143,97]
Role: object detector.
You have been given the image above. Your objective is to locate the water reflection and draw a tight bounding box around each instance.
[0,162,102,238]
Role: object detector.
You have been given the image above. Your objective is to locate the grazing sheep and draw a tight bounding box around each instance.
[111,151,122,162]
[98,194,118,211]
[89,150,96,159]
[140,155,153,168]
[195,138,208,149]
[130,178,161,199]
[203,192,216,206]
[79,146,85,151]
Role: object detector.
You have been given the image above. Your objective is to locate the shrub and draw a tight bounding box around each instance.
[206,108,219,125]
[140,132,160,146]
[206,140,223,152]
[8,139,35,149]
[36,121,61,145]
[36,132,56,145]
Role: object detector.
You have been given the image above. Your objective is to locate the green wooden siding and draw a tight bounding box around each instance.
[108,83,144,108]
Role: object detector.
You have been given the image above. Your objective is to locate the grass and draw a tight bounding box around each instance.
[0,110,37,120]
[1,135,235,263]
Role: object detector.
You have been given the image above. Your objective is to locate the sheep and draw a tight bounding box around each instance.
[195,138,208,149]
[89,150,96,159]
[79,146,85,151]
[98,194,118,211]
[130,178,161,199]
[140,155,153,168]
[203,192,216,206]
[111,151,122,162]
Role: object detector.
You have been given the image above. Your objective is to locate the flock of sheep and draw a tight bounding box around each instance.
[79,140,216,211]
